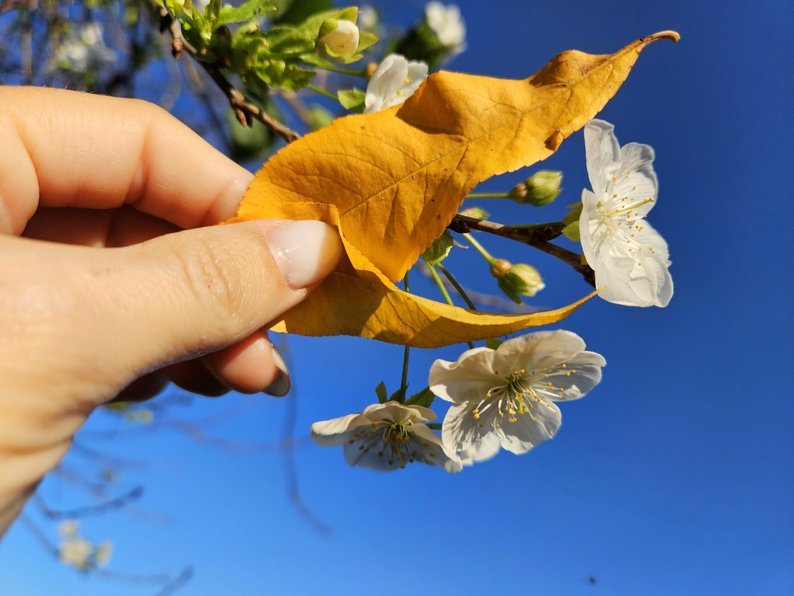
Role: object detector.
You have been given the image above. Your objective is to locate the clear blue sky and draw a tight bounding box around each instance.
[1,0,792,594]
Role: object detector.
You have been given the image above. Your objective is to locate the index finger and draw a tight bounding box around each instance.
[0,86,254,234]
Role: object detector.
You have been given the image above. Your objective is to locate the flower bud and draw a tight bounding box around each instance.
[316,18,360,59]
[458,206,489,220]
[495,263,545,303]
[509,171,563,206]
[489,258,513,278]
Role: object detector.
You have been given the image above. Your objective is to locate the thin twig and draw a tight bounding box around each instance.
[449,215,595,286]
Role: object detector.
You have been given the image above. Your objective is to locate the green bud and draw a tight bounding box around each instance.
[458,206,489,220]
[489,258,513,278]
[509,170,563,206]
[496,263,545,303]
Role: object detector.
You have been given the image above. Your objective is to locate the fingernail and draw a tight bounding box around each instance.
[265,221,343,289]
[263,342,291,397]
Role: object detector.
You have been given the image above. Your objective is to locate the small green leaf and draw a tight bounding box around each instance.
[422,231,454,266]
[357,31,378,53]
[562,202,583,225]
[561,220,581,242]
[389,386,407,403]
[337,88,365,110]
[218,0,278,27]
[405,387,435,408]
[375,381,388,403]
[485,338,503,350]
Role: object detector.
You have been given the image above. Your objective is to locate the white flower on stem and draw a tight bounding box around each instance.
[430,330,605,465]
[580,119,673,307]
[364,54,428,113]
[49,22,116,74]
[425,2,466,49]
[311,401,462,472]
[59,538,94,570]
[317,19,360,59]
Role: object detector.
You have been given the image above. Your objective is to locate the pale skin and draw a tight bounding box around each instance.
[0,87,342,534]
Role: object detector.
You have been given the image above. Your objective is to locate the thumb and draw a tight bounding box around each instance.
[94,219,342,385]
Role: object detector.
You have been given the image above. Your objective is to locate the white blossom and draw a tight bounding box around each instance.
[364,54,428,113]
[579,119,673,307]
[59,538,94,570]
[311,401,462,472]
[430,331,605,465]
[425,2,466,50]
[49,22,116,75]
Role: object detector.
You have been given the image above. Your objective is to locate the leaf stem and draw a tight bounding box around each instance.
[462,232,494,263]
[307,82,339,101]
[398,274,411,401]
[437,264,476,310]
[319,64,367,76]
[428,263,475,349]
[465,192,511,199]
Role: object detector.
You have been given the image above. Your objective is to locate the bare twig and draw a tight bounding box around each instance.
[449,215,595,286]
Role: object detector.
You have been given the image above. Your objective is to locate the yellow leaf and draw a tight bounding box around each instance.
[228,31,678,347]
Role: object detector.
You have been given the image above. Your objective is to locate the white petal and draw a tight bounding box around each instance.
[310,413,366,446]
[610,142,658,218]
[442,402,502,464]
[533,351,606,402]
[364,54,407,113]
[493,330,586,373]
[579,188,601,268]
[498,400,561,454]
[584,119,621,194]
[362,401,436,423]
[411,424,463,472]
[429,347,500,404]
[343,427,401,471]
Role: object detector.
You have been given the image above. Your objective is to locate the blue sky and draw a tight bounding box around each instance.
[1,0,792,594]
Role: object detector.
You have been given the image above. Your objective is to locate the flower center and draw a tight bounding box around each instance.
[472,370,546,424]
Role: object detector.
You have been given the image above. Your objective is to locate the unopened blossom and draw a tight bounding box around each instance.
[425,2,466,50]
[94,541,114,567]
[311,401,462,472]
[430,330,605,464]
[364,54,428,113]
[317,18,360,58]
[579,119,673,307]
[59,538,94,570]
[57,520,79,538]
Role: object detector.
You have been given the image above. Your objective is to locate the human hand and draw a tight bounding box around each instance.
[0,87,343,533]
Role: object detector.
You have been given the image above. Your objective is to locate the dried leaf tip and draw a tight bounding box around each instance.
[646,30,681,43]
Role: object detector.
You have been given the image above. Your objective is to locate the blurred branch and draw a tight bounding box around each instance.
[33,487,144,520]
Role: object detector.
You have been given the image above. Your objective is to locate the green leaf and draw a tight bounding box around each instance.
[375,381,388,404]
[405,387,435,408]
[485,338,503,350]
[357,31,378,53]
[274,0,333,24]
[562,202,583,225]
[337,88,365,110]
[389,386,407,403]
[422,231,454,266]
[218,0,278,27]
[561,220,581,242]
[265,26,316,55]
